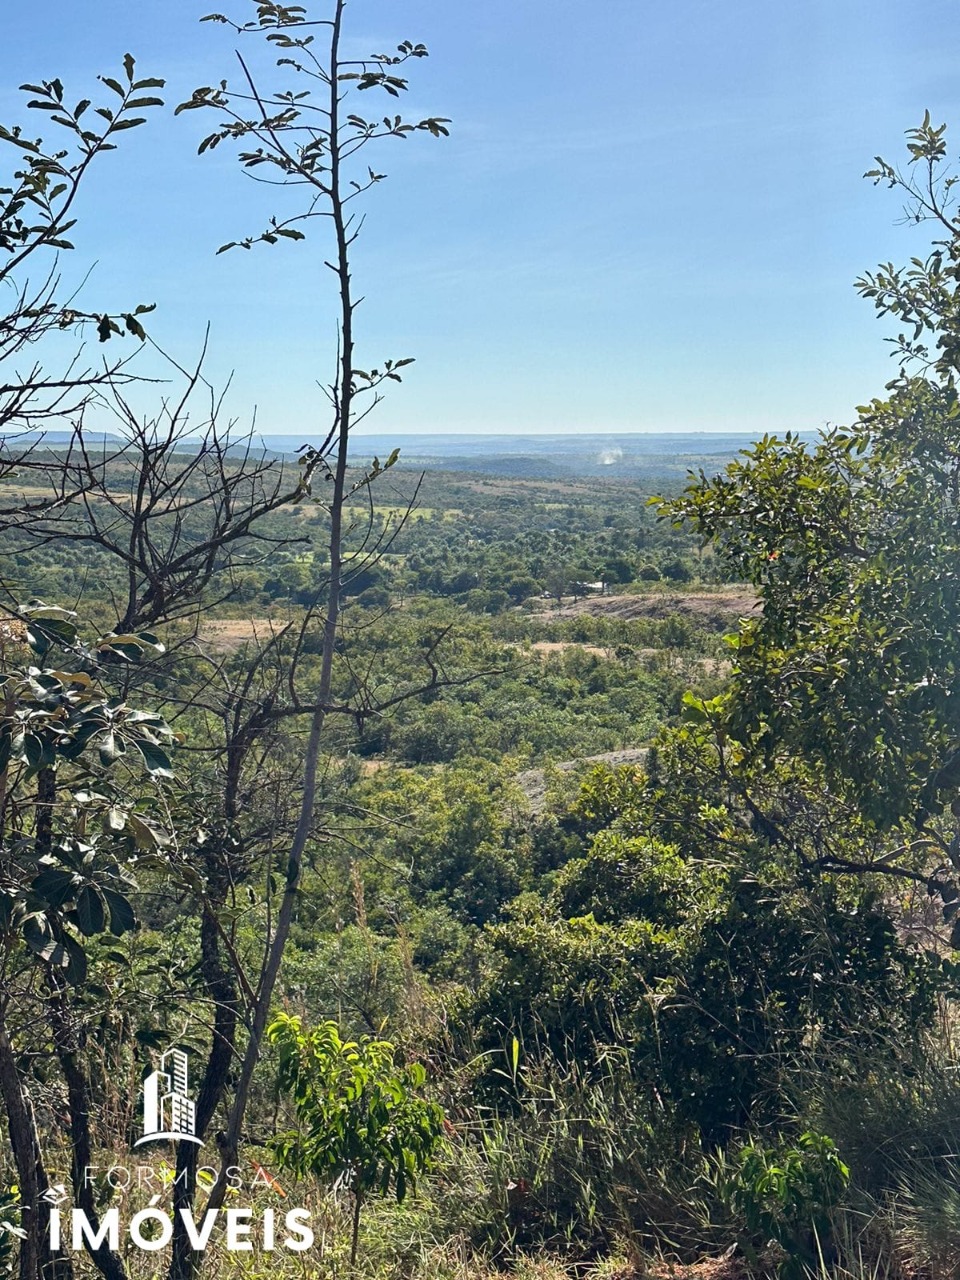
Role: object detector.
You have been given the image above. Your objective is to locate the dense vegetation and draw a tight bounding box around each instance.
[4,8,960,1280]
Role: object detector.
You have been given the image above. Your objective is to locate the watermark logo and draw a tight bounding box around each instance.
[44,1049,317,1255]
[134,1049,202,1148]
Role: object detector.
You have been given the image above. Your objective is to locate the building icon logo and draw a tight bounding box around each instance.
[134,1049,202,1147]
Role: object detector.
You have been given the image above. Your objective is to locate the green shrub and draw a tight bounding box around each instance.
[268,1014,447,1265]
[711,1132,849,1278]
[464,842,941,1142]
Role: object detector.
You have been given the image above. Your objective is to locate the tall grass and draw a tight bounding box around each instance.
[806,1013,960,1278]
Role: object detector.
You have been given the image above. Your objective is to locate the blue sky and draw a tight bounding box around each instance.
[3,0,960,436]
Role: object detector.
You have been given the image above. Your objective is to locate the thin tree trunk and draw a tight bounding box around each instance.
[0,1020,64,1280]
[0,1024,41,1280]
[50,1018,125,1280]
[207,0,353,1214]
[168,906,238,1280]
[350,1190,363,1269]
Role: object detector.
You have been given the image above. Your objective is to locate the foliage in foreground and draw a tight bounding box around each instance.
[268,1014,446,1263]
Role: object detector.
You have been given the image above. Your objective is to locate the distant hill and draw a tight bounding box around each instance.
[261,429,815,480]
[0,430,124,448]
[0,428,816,482]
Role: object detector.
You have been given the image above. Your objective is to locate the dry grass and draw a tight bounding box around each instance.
[539,590,759,622]
[196,619,285,652]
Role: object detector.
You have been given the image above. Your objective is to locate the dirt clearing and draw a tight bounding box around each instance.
[196,618,284,652]
[542,589,758,623]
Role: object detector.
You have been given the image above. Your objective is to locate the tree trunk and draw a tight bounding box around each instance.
[207,0,353,1216]
[0,1020,65,1280]
[350,1190,363,1269]
[168,906,237,1280]
[50,1014,125,1280]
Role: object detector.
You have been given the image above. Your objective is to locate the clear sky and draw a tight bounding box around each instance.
[2,1,959,436]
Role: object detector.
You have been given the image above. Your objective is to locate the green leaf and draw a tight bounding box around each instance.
[63,934,87,984]
[23,923,66,967]
[99,639,146,662]
[32,868,79,908]
[680,691,709,724]
[102,888,137,937]
[25,614,76,655]
[75,886,105,937]
[134,740,174,777]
